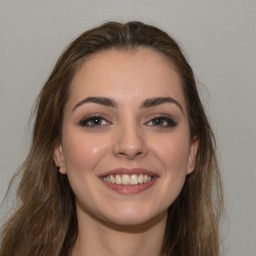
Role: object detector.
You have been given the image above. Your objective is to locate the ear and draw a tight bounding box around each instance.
[53,143,66,174]
[187,136,199,175]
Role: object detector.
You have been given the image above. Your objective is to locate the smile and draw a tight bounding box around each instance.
[99,168,158,194]
[101,174,155,186]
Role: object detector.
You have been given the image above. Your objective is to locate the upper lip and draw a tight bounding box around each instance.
[99,168,159,177]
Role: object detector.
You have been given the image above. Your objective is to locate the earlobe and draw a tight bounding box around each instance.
[187,137,199,175]
[53,143,66,174]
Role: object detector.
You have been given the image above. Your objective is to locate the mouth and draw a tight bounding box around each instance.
[99,168,159,194]
[101,174,156,186]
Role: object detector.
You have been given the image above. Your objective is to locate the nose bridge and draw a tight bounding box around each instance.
[113,118,146,159]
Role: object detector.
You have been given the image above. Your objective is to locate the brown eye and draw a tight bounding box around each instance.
[79,115,108,128]
[147,117,177,128]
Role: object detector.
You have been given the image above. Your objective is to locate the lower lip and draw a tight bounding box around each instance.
[101,178,158,194]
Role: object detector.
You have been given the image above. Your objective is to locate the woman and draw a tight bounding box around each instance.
[0,21,223,256]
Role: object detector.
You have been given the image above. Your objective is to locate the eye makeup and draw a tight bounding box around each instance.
[79,114,110,128]
[146,116,177,128]
[78,113,177,130]
[144,114,177,129]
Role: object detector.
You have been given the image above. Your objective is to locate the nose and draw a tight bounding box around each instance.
[113,125,147,160]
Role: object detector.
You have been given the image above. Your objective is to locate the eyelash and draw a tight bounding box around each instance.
[79,115,177,129]
[79,114,109,128]
[145,115,177,128]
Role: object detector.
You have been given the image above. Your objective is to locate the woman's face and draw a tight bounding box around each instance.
[54,48,198,226]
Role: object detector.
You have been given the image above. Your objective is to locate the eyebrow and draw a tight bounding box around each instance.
[72,97,118,111]
[140,97,184,114]
[72,96,183,114]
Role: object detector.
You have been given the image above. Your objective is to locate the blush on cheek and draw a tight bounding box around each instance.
[156,139,190,171]
[62,132,113,175]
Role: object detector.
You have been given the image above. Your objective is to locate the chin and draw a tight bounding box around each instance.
[100,206,167,229]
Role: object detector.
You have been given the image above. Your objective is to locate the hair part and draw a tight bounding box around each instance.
[1,21,223,256]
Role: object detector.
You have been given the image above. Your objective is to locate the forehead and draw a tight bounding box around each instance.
[67,48,186,110]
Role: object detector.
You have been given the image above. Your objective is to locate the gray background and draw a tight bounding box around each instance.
[0,1,255,255]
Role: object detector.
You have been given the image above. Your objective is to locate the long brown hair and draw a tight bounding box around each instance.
[0,21,223,256]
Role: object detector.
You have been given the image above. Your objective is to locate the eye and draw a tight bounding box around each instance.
[79,115,109,128]
[146,116,177,128]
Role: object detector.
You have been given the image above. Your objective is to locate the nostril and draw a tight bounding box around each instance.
[113,132,147,159]
[116,150,144,160]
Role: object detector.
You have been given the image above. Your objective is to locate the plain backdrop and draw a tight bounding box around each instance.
[0,1,255,255]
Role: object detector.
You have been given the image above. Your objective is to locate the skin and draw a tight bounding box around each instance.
[54,48,198,256]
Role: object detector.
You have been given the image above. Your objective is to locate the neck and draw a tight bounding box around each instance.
[72,208,168,256]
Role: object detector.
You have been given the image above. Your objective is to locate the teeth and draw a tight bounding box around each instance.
[130,174,138,185]
[138,174,144,184]
[122,174,130,185]
[116,175,121,184]
[102,174,154,186]
[110,175,115,184]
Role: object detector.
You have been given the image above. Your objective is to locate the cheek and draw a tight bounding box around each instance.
[151,133,190,205]
[61,131,114,210]
[151,132,190,172]
[62,131,111,174]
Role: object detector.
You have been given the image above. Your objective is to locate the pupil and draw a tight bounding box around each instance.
[93,118,101,125]
[153,118,163,125]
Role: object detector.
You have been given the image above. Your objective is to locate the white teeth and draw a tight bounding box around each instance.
[102,174,154,186]
[116,175,121,184]
[138,174,144,184]
[130,174,138,185]
[122,174,130,185]
[110,175,115,184]
[143,175,148,183]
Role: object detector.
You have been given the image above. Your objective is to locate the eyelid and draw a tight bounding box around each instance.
[145,113,175,121]
[78,114,111,128]
[78,112,177,129]
[144,114,177,128]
